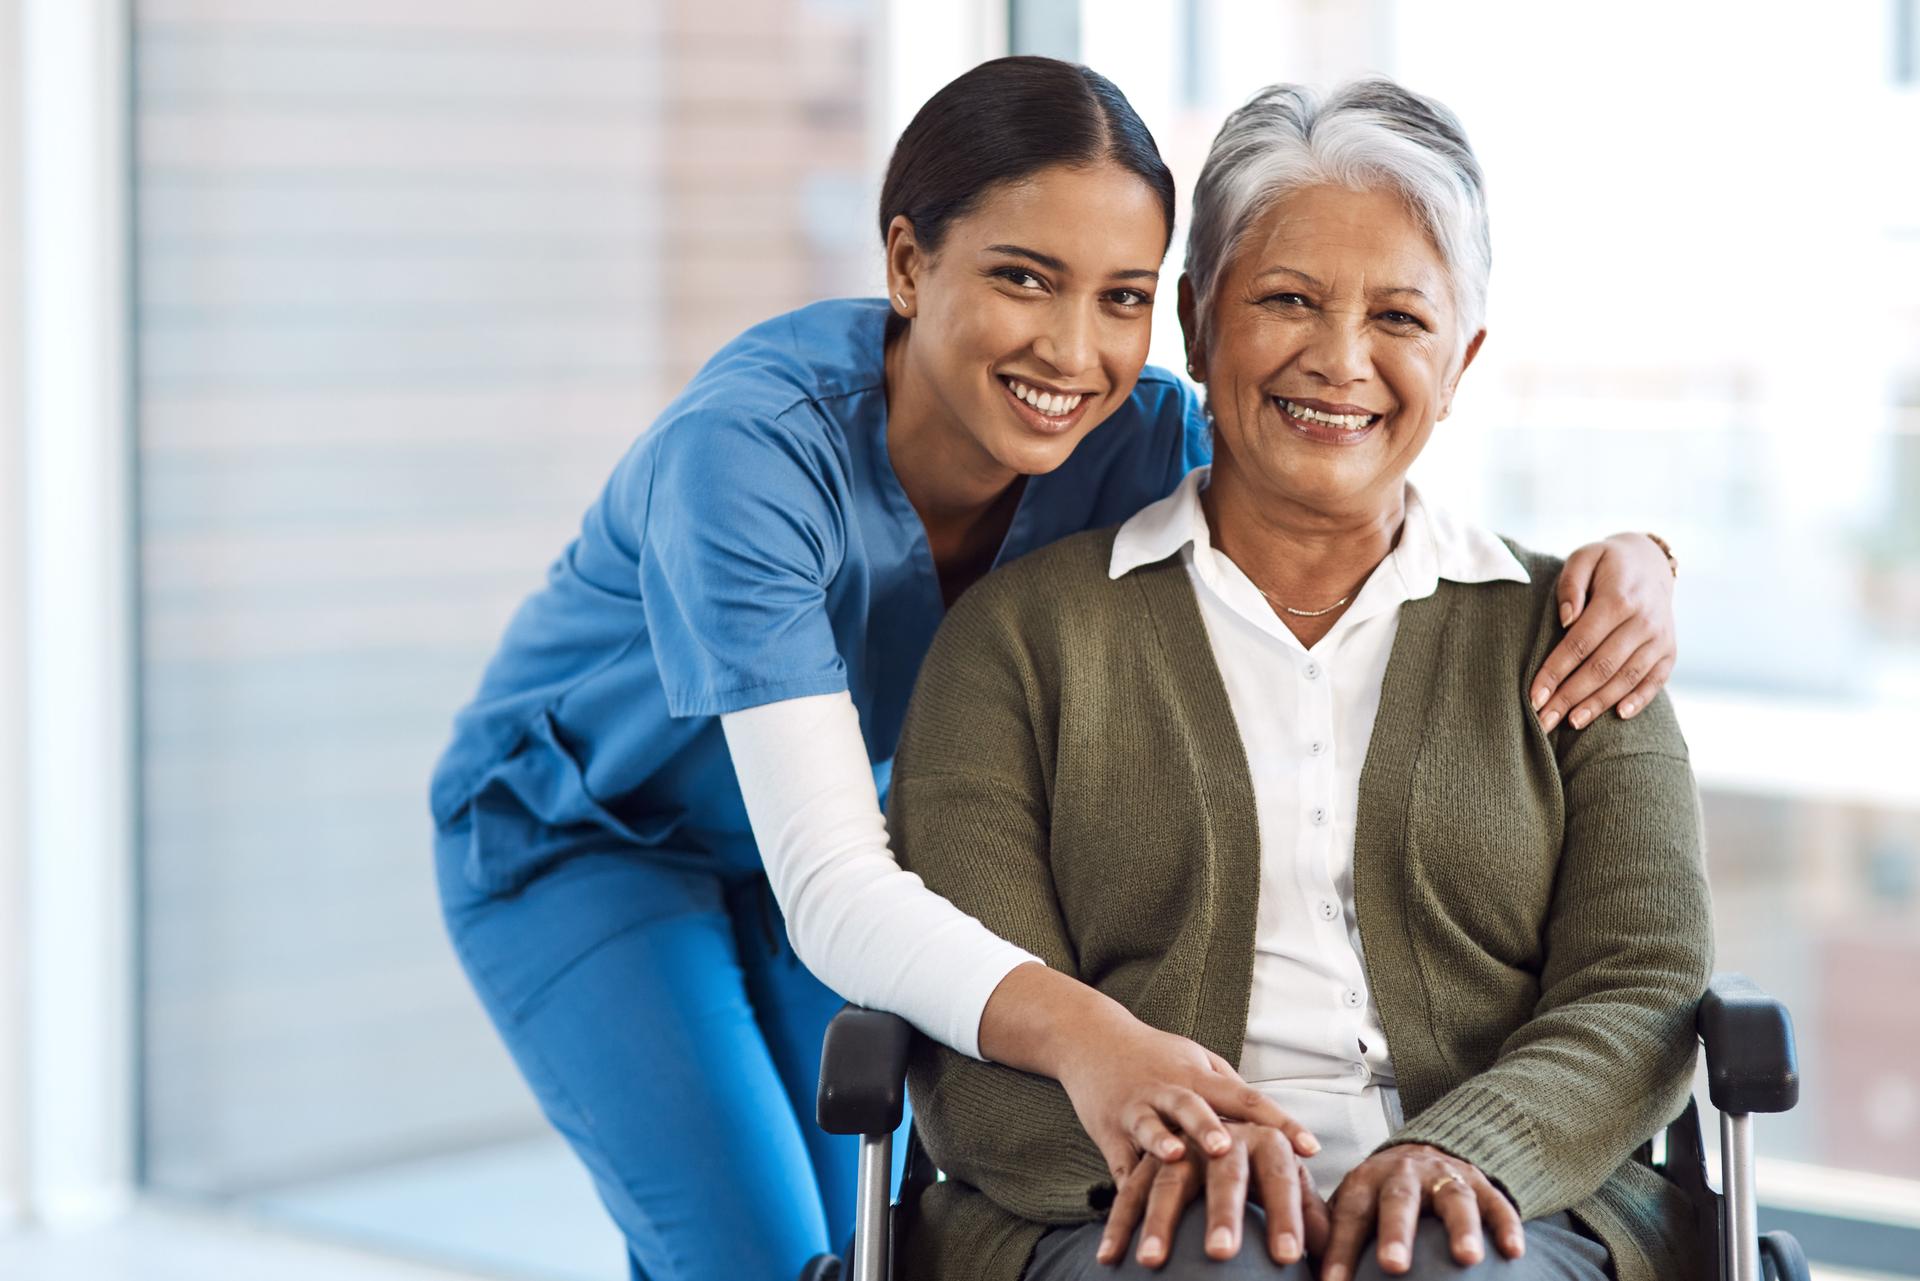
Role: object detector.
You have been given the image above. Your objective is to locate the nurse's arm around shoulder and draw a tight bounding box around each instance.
[723,694,1312,1183]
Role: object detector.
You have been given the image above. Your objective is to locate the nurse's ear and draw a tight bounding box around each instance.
[885,214,924,318]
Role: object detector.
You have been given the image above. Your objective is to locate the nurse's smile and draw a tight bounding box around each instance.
[996,372,1095,436]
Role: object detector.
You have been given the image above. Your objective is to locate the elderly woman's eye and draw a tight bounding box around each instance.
[1381,310,1427,329]
[1261,291,1311,309]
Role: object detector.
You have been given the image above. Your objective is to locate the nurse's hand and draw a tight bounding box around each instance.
[978,962,1316,1184]
[1055,1014,1319,1186]
[1095,1121,1330,1269]
[1532,532,1677,733]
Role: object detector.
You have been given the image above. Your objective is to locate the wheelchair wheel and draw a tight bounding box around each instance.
[797,1253,843,1281]
[1760,1230,1811,1281]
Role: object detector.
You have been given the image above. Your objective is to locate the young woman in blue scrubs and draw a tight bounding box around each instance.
[431,57,1680,1281]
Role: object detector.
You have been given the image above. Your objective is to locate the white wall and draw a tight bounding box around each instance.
[0,0,30,1227]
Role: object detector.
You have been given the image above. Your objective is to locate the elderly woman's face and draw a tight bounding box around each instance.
[1186,184,1483,518]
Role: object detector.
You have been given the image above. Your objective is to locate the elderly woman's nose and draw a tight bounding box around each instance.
[1032,302,1099,378]
[1296,314,1373,387]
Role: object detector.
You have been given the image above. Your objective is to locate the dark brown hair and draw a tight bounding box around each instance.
[878,56,1177,256]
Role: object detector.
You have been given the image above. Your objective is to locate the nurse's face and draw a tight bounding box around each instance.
[887,161,1169,476]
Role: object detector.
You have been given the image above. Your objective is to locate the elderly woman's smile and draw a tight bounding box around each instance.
[1273,397,1382,441]
[1185,183,1484,524]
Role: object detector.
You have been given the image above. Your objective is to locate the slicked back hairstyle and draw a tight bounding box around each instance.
[879,56,1177,258]
[1184,77,1492,347]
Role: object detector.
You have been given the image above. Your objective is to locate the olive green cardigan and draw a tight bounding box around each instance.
[887,527,1712,1281]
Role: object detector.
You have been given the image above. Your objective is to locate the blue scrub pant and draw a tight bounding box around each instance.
[435,819,908,1280]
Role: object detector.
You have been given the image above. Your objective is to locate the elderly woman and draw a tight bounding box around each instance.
[886,78,1711,1281]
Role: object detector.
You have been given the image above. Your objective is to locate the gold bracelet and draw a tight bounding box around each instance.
[1644,531,1678,578]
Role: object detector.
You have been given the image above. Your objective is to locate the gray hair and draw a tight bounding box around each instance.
[1184,77,1491,347]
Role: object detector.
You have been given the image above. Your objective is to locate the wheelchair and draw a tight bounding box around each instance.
[800,974,1810,1281]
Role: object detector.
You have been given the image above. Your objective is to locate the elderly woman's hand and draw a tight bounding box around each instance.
[1530,532,1677,733]
[1095,1121,1331,1270]
[1319,1144,1524,1281]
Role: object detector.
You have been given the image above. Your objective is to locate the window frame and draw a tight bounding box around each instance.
[2,0,138,1231]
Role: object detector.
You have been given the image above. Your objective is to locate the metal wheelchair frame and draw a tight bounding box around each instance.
[804,973,1808,1281]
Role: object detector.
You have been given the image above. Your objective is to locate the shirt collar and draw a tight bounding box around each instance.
[1109,466,1530,597]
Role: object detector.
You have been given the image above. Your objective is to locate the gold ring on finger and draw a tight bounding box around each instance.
[1430,1172,1468,1198]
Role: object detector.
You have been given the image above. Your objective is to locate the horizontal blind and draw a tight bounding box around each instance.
[135,0,876,1194]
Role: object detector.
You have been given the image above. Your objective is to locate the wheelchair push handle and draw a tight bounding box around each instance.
[1698,972,1799,1117]
[817,1003,913,1136]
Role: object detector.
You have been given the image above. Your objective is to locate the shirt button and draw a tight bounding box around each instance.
[1302,662,1322,681]
[1310,807,1328,826]
[1317,899,1339,922]
[1352,1062,1369,1078]
[1308,740,1327,757]
[1342,988,1363,1009]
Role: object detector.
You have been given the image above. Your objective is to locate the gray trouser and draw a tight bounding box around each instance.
[1023,1202,1611,1280]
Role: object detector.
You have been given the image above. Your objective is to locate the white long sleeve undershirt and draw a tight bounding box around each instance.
[720,692,1042,1061]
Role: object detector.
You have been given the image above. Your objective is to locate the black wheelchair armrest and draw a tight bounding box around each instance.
[1697,972,1800,1115]
[816,1003,913,1136]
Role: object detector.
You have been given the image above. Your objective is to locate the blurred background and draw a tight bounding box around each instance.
[1,0,1915,1278]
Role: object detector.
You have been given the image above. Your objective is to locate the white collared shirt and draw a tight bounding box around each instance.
[1108,467,1530,1187]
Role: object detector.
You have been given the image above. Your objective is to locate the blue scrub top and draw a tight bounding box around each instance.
[431,297,1210,894]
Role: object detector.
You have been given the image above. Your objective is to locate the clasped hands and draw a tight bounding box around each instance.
[1059,1022,1523,1276]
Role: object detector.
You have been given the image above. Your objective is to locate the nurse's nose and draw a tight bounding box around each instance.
[1031,300,1098,380]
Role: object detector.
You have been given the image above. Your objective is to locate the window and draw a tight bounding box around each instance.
[132,2,881,1272]
[1061,0,1920,1269]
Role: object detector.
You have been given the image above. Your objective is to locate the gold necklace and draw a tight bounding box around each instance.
[1253,584,1351,618]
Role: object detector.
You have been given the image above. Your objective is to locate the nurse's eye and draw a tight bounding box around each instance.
[990,266,1048,292]
[1107,287,1153,309]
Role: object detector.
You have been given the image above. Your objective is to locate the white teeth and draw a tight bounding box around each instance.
[1283,399,1376,430]
[1007,378,1084,417]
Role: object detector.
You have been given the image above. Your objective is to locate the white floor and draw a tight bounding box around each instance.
[0,1134,628,1281]
[249,1135,627,1281]
[0,1204,497,1281]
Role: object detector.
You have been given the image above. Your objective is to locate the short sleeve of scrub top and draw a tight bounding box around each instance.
[638,410,851,718]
